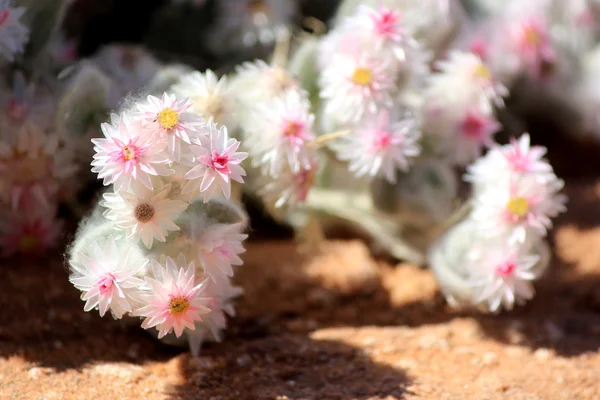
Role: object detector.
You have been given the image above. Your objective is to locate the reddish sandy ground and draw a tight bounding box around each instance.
[1,180,600,399]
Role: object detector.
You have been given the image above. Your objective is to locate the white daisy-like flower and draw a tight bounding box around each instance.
[331,110,421,183]
[135,255,212,339]
[230,60,300,120]
[260,159,318,208]
[170,69,237,132]
[102,185,188,248]
[0,122,77,210]
[466,239,541,312]
[480,1,563,83]
[426,51,508,111]
[91,113,170,192]
[465,134,556,190]
[424,101,501,166]
[136,93,205,161]
[0,1,29,62]
[451,108,501,166]
[471,173,566,244]
[319,3,433,100]
[69,238,147,319]
[319,52,398,124]
[246,89,316,177]
[183,123,248,202]
[195,278,243,342]
[342,4,416,62]
[193,222,248,283]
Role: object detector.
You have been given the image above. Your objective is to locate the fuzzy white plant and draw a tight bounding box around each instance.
[429,134,566,312]
[422,51,507,166]
[68,92,249,355]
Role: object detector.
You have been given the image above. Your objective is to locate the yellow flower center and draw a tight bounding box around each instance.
[283,121,302,137]
[122,146,135,161]
[507,196,529,218]
[473,63,491,81]
[524,27,542,46]
[352,68,373,86]
[157,108,179,130]
[168,297,190,315]
[134,203,155,223]
[19,235,38,252]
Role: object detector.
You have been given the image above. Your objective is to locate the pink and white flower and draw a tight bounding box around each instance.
[261,159,318,208]
[135,256,212,338]
[498,134,555,176]
[171,69,237,131]
[0,210,61,257]
[465,134,556,188]
[92,113,170,192]
[184,123,248,202]
[319,52,398,123]
[230,60,299,115]
[0,122,77,210]
[0,0,29,62]
[69,238,147,319]
[466,240,541,312]
[136,93,205,161]
[193,222,248,283]
[196,278,243,341]
[345,4,413,61]
[427,51,508,111]
[509,16,555,79]
[247,89,316,177]
[102,185,188,248]
[471,174,566,244]
[331,110,421,183]
[446,108,501,166]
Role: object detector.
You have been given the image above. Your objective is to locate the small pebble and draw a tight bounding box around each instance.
[534,348,553,361]
[482,352,498,366]
[28,367,52,380]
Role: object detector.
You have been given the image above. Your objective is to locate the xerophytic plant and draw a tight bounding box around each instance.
[429,134,566,312]
[7,0,596,355]
[154,0,570,314]
[68,93,249,355]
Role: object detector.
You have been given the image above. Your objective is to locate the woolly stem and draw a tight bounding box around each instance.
[271,29,291,69]
[301,187,426,265]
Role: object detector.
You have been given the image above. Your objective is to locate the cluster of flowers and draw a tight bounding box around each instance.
[431,134,566,312]
[0,1,81,258]
[165,3,457,211]
[170,62,321,209]
[461,0,600,140]
[0,0,181,259]
[317,4,425,182]
[68,93,249,353]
